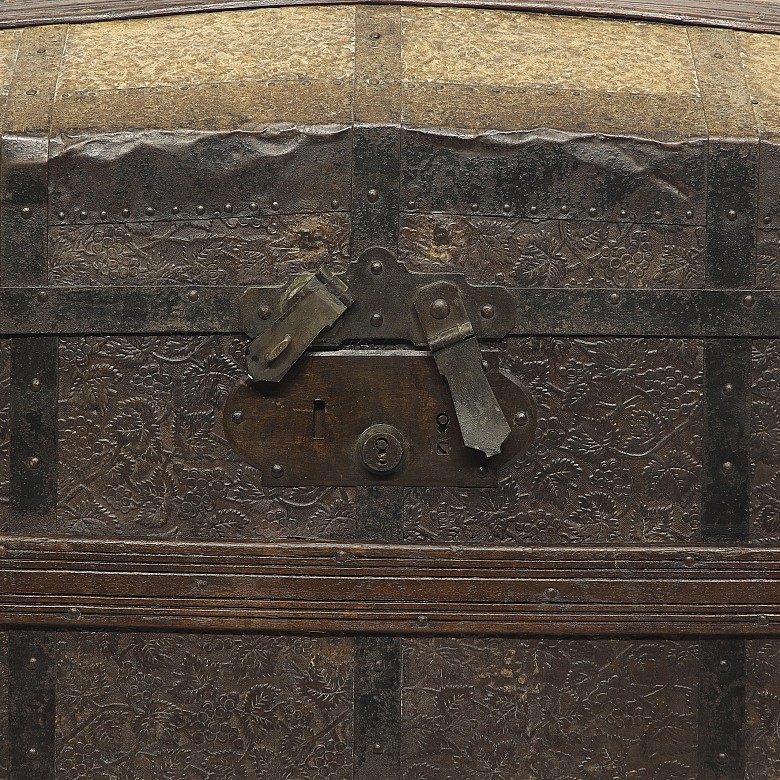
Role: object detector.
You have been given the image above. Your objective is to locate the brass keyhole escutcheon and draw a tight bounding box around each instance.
[358,424,405,475]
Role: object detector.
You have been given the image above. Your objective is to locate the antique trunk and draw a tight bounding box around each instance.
[2,1,780,778]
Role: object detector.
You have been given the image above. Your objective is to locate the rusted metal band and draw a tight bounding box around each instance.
[2,538,780,634]
[352,12,402,780]
[3,0,780,35]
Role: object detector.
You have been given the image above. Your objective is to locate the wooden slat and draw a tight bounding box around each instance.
[2,537,780,634]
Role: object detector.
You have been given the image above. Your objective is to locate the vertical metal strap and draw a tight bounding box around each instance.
[2,25,66,780]
[689,27,755,780]
[353,9,403,780]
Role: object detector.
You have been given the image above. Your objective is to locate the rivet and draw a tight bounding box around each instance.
[471,202,479,211]
[742,294,755,308]
[271,201,280,210]
[764,215,773,225]
[407,200,417,210]
[28,657,37,668]
[722,461,734,475]
[560,204,569,215]
[28,748,37,758]
[370,261,383,275]
[28,456,40,469]
[719,659,729,671]
[480,304,495,319]
[759,614,770,625]
[231,411,244,424]
[684,555,695,566]
[122,208,130,218]
[619,209,628,218]
[514,411,528,427]
[37,290,49,303]
[258,304,272,320]
[495,272,505,283]
[145,207,155,217]
[196,205,206,215]
[717,752,727,763]
[99,210,107,220]
[270,463,284,478]
[335,550,349,563]
[430,299,450,319]
[370,312,384,327]
[654,210,662,219]
[69,606,80,618]
[588,207,597,217]
[686,210,694,220]
[367,189,379,203]
[21,207,31,219]
[172,206,180,215]
[543,587,559,600]
[29,377,41,392]
[477,466,488,478]
[416,615,429,626]
[530,205,538,215]
[608,292,621,305]
[502,203,512,213]
[79,210,88,220]
[372,743,383,754]
[727,209,737,221]
[373,659,383,671]
[224,203,233,213]
[186,289,199,302]
[249,202,258,212]
[57,212,66,221]
[481,360,489,371]
[723,382,734,395]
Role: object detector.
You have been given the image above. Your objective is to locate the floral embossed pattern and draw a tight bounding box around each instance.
[50,214,350,286]
[402,638,698,780]
[58,335,356,539]
[746,640,780,779]
[406,338,702,544]
[751,341,780,542]
[0,341,8,532]
[400,215,705,288]
[56,632,353,780]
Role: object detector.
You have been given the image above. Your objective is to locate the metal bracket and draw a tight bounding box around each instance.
[413,281,511,457]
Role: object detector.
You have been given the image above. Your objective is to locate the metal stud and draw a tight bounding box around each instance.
[560,204,569,215]
[28,657,37,668]
[145,206,155,217]
[258,304,272,320]
[370,261,383,275]
[224,203,233,213]
[79,210,88,220]
[28,457,40,469]
[370,312,384,327]
[619,209,628,218]
[99,210,107,220]
[480,304,495,319]
[335,550,349,563]
[331,199,339,209]
[270,463,284,478]
[122,208,130,218]
[722,461,734,475]
[196,205,206,215]
[28,748,37,758]
[723,382,734,396]
[759,614,770,625]
[416,615,429,626]
[471,202,479,211]
[514,411,528,427]
[502,203,512,213]
[588,207,597,217]
[529,205,538,215]
[69,606,80,618]
[608,292,621,305]
[407,200,416,210]
[29,377,41,392]
[765,215,773,225]
[172,206,180,215]
[684,555,695,566]
[654,210,662,219]
[271,201,280,210]
[477,466,488,478]
[430,299,450,320]
[367,189,379,203]
[231,411,244,424]
[742,294,756,308]
[372,743,383,754]
[21,207,31,219]
[37,290,49,303]
[727,209,737,221]
[249,202,258,212]
[57,212,66,221]
[686,210,694,220]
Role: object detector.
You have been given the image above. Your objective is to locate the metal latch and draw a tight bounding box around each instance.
[237,248,522,460]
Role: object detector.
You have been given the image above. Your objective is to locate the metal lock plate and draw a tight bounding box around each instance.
[224,351,536,487]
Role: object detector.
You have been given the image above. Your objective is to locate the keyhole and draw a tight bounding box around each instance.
[313,399,326,440]
[436,413,450,434]
[375,437,388,464]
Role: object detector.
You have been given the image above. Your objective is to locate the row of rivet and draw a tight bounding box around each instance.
[53,198,343,222]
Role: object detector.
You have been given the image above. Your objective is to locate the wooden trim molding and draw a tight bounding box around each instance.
[2,537,780,635]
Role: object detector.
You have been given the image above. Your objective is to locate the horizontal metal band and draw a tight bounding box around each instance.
[0,285,778,337]
[2,537,780,635]
[1,0,780,35]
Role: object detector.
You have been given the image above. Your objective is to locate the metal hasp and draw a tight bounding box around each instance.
[239,247,518,459]
[246,268,354,382]
[413,282,511,457]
